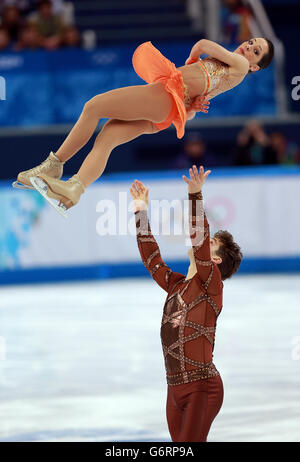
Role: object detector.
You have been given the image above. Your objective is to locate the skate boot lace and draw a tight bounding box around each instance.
[29,155,60,176]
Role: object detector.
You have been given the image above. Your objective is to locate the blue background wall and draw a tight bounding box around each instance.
[0,42,276,127]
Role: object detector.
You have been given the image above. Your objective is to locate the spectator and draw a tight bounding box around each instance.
[14,23,42,50]
[0,26,11,49]
[235,120,276,166]
[1,5,23,42]
[29,0,65,50]
[186,0,203,33]
[269,132,300,165]
[172,133,217,170]
[62,25,80,48]
[0,1,30,15]
[221,0,252,44]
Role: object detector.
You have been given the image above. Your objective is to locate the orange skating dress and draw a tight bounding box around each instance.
[132,41,190,139]
[132,42,229,139]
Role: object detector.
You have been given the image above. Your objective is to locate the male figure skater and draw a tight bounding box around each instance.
[130,165,243,442]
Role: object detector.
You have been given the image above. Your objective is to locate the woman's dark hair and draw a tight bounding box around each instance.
[214,230,243,281]
[249,38,274,73]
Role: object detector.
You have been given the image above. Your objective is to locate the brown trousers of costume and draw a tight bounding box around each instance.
[166,375,224,442]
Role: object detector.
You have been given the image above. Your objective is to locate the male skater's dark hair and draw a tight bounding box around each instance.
[214,230,243,281]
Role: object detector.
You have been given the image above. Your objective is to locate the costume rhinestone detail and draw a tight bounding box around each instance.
[135,191,223,386]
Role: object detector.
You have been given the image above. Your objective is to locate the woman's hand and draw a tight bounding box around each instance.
[185,56,199,65]
[187,39,249,72]
[182,165,211,194]
[130,180,149,212]
[190,95,210,114]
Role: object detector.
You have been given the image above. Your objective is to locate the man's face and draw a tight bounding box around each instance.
[40,3,52,18]
[5,7,20,23]
[210,236,222,260]
[188,236,222,266]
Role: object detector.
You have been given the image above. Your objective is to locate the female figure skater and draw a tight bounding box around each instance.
[131,165,243,441]
[14,38,274,216]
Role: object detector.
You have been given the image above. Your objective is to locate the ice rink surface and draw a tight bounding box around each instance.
[0,274,299,442]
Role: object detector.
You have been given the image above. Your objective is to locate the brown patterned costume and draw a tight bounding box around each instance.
[135,191,224,442]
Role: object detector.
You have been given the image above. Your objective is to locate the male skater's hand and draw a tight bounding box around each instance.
[182,165,211,194]
[130,180,149,212]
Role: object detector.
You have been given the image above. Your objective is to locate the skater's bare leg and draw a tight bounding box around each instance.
[55,83,173,163]
[78,119,158,187]
[29,119,158,213]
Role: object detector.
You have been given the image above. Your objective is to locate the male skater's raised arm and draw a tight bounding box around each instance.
[130,180,183,293]
[183,165,223,295]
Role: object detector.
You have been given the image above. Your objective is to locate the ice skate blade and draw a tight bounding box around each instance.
[12,181,34,190]
[30,176,67,218]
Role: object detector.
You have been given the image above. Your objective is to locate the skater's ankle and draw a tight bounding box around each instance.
[52,152,63,163]
[74,172,87,189]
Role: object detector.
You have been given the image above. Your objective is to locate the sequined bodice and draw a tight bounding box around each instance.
[160,277,221,385]
[199,57,229,95]
[135,192,223,386]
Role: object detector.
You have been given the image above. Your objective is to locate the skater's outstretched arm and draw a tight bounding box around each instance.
[131,180,183,293]
[183,166,223,294]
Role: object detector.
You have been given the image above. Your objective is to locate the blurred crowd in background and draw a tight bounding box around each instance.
[220,0,252,44]
[0,0,254,52]
[172,121,300,170]
[0,0,80,50]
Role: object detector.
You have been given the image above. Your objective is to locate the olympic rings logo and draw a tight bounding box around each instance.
[205,196,235,230]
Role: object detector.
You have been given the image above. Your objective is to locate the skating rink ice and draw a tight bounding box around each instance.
[0,274,299,442]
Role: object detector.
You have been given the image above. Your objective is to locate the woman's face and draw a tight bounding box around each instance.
[237,38,269,69]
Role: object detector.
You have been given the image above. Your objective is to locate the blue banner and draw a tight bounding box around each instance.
[0,42,276,127]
